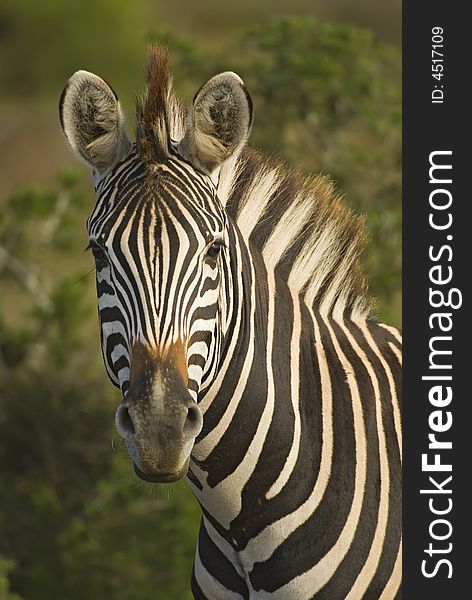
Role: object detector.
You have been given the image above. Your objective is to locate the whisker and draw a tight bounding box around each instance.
[74,267,95,285]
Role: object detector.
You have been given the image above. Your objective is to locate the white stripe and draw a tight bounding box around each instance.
[379,538,402,600]
[202,517,247,580]
[366,325,402,462]
[388,342,402,366]
[237,168,280,238]
[344,322,391,599]
[378,323,402,346]
[263,193,310,268]
[111,343,128,364]
[203,266,276,526]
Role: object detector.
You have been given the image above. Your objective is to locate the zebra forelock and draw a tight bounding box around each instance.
[135,45,186,165]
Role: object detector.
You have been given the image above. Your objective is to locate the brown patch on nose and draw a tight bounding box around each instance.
[165,339,188,385]
[130,338,188,385]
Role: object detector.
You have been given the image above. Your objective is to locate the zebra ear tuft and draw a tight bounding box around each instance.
[179,72,253,174]
[59,70,131,175]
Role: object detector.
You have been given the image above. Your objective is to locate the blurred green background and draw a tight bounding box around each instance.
[0,2,401,598]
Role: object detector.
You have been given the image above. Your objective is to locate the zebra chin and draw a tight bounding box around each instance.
[132,455,191,483]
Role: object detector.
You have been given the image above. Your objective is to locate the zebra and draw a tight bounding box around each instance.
[59,45,402,599]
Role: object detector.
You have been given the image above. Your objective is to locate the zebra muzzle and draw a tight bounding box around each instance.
[114,341,203,482]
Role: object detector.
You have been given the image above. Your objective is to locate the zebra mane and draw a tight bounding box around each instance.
[218,148,371,320]
[137,45,371,320]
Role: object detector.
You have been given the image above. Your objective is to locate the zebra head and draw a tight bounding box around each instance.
[59,46,252,482]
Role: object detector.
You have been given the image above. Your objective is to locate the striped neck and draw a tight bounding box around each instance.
[188,218,323,537]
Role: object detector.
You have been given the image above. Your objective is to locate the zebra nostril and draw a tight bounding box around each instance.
[183,404,203,437]
[115,404,135,438]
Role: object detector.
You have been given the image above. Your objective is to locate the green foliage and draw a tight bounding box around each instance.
[1,16,400,600]
[0,556,21,600]
[0,0,147,99]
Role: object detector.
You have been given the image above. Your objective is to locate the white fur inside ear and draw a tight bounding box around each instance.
[59,70,130,174]
[178,71,252,174]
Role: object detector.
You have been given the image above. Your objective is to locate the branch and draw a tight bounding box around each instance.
[40,187,72,244]
[0,245,51,311]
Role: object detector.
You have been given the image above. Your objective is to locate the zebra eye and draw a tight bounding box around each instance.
[89,242,107,265]
[206,240,224,261]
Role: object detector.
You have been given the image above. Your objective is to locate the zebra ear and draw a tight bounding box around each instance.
[59,70,131,175]
[179,72,253,174]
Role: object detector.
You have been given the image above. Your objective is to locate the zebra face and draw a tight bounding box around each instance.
[59,46,252,482]
[87,157,228,481]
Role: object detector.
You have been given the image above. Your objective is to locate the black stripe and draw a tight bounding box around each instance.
[197,521,249,598]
